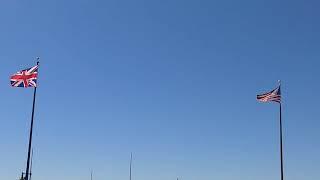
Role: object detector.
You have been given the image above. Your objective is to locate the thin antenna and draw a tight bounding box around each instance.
[91,170,93,180]
[130,152,133,180]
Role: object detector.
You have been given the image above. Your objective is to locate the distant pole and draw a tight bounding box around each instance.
[25,60,39,180]
[20,172,24,180]
[279,103,284,180]
[91,170,93,180]
[130,152,133,180]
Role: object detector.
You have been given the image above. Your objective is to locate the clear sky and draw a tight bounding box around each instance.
[0,0,319,180]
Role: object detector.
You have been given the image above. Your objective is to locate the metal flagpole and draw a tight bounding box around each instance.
[25,60,39,180]
[29,149,33,180]
[130,152,132,180]
[279,102,284,180]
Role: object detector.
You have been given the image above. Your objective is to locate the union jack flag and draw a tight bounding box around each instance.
[257,85,281,103]
[10,65,38,88]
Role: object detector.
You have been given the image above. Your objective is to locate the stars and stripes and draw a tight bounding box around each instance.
[257,85,281,103]
[10,65,38,88]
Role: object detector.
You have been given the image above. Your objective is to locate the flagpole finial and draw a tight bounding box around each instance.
[36,57,40,65]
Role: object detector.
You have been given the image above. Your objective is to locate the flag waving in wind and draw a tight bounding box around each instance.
[11,62,40,180]
[257,82,285,180]
[10,65,38,88]
[257,85,281,103]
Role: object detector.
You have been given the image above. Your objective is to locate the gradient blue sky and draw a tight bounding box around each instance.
[0,0,319,180]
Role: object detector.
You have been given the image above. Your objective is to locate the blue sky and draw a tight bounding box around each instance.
[0,0,319,180]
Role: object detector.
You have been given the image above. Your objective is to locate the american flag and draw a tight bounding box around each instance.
[10,65,38,88]
[257,85,281,103]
